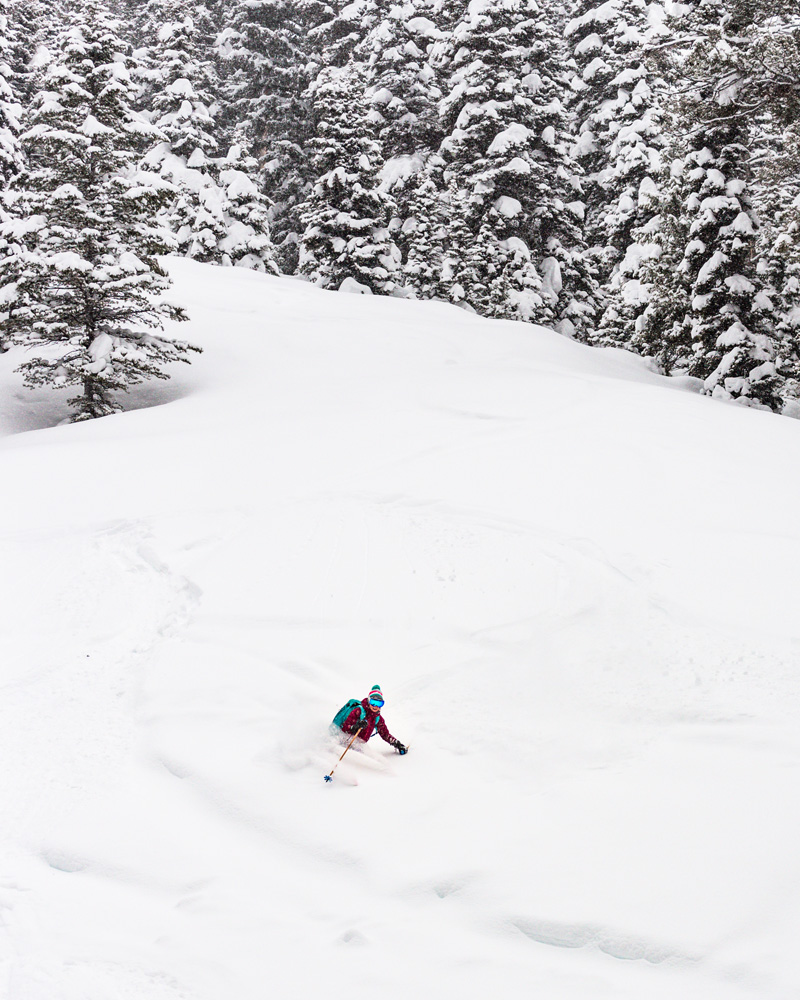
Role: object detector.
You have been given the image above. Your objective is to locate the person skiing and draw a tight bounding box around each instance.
[334,685,408,754]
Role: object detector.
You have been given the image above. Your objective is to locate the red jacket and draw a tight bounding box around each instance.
[341,698,400,747]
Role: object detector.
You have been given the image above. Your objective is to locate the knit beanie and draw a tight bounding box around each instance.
[368,685,384,702]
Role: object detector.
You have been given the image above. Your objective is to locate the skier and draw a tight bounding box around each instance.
[333,685,408,754]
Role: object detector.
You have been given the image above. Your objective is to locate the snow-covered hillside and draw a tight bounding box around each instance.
[2,260,799,1000]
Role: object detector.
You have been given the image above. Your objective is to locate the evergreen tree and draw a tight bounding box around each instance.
[358,0,445,283]
[360,0,443,158]
[220,0,330,271]
[0,0,22,186]
[141,13,225,259]
[309,0,383,70]
[730,0,799,123]
[627,153,690,371]
[754,129,800,408]
[0,0,23,352]
[436,0,596,333]
[567,0,661,269]
[149,16,219,156]
[566,0,665,345]
[0,3,197,421]
[298,63,399,293]
[3,0,64,103]
[129,0,184,46]
[139,12,277,271]
[746,0,800,408]
[636,0,783,410]
[403,161,448,298]
[216,142,279,271]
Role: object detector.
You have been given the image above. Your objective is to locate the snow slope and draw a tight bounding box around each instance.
[2,259,799,1000]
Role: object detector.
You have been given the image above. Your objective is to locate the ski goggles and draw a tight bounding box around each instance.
[368,697,384,708]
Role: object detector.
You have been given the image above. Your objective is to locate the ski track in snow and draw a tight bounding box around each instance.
[2,259,800,1000]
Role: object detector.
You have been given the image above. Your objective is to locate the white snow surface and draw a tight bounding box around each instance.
[1,259,800,1000]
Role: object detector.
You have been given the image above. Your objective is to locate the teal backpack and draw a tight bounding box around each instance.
[332,698,377,731]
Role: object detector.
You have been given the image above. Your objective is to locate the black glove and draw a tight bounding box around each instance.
[395,743,408,755]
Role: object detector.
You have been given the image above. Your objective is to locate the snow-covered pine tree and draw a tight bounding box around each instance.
[216,141,279,271]
[632,149,701,372]
[360,0,443,159]
[220,0,330,272]
[2,0,60,104]
[298,62,400,293]
[745,0,800,410]
[730,0,800,121]
[0,0,22,352]
[356,0,445,285]
[567,0,659,269]
[138,10,278,271]
[759,171,800,408]
[141,12,228,260]
[309,0,384,70]
[433,178,483,308]
[636,0,783,410]
[132,0,226,127]
[0,2,198,421]
[436,0,596,333]
[566,0,624,289]
[139,1,220,130]
[0,0,22,186]
[403,160,448,298]
[566,0,665,345]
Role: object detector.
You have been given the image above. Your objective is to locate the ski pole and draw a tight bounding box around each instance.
[324,728,362,782]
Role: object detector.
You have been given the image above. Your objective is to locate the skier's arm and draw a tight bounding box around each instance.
[376,715,405,751]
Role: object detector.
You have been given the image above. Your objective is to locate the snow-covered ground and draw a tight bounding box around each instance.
[2,259,799,1000]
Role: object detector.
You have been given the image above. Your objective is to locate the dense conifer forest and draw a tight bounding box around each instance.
[2,0,799,417]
